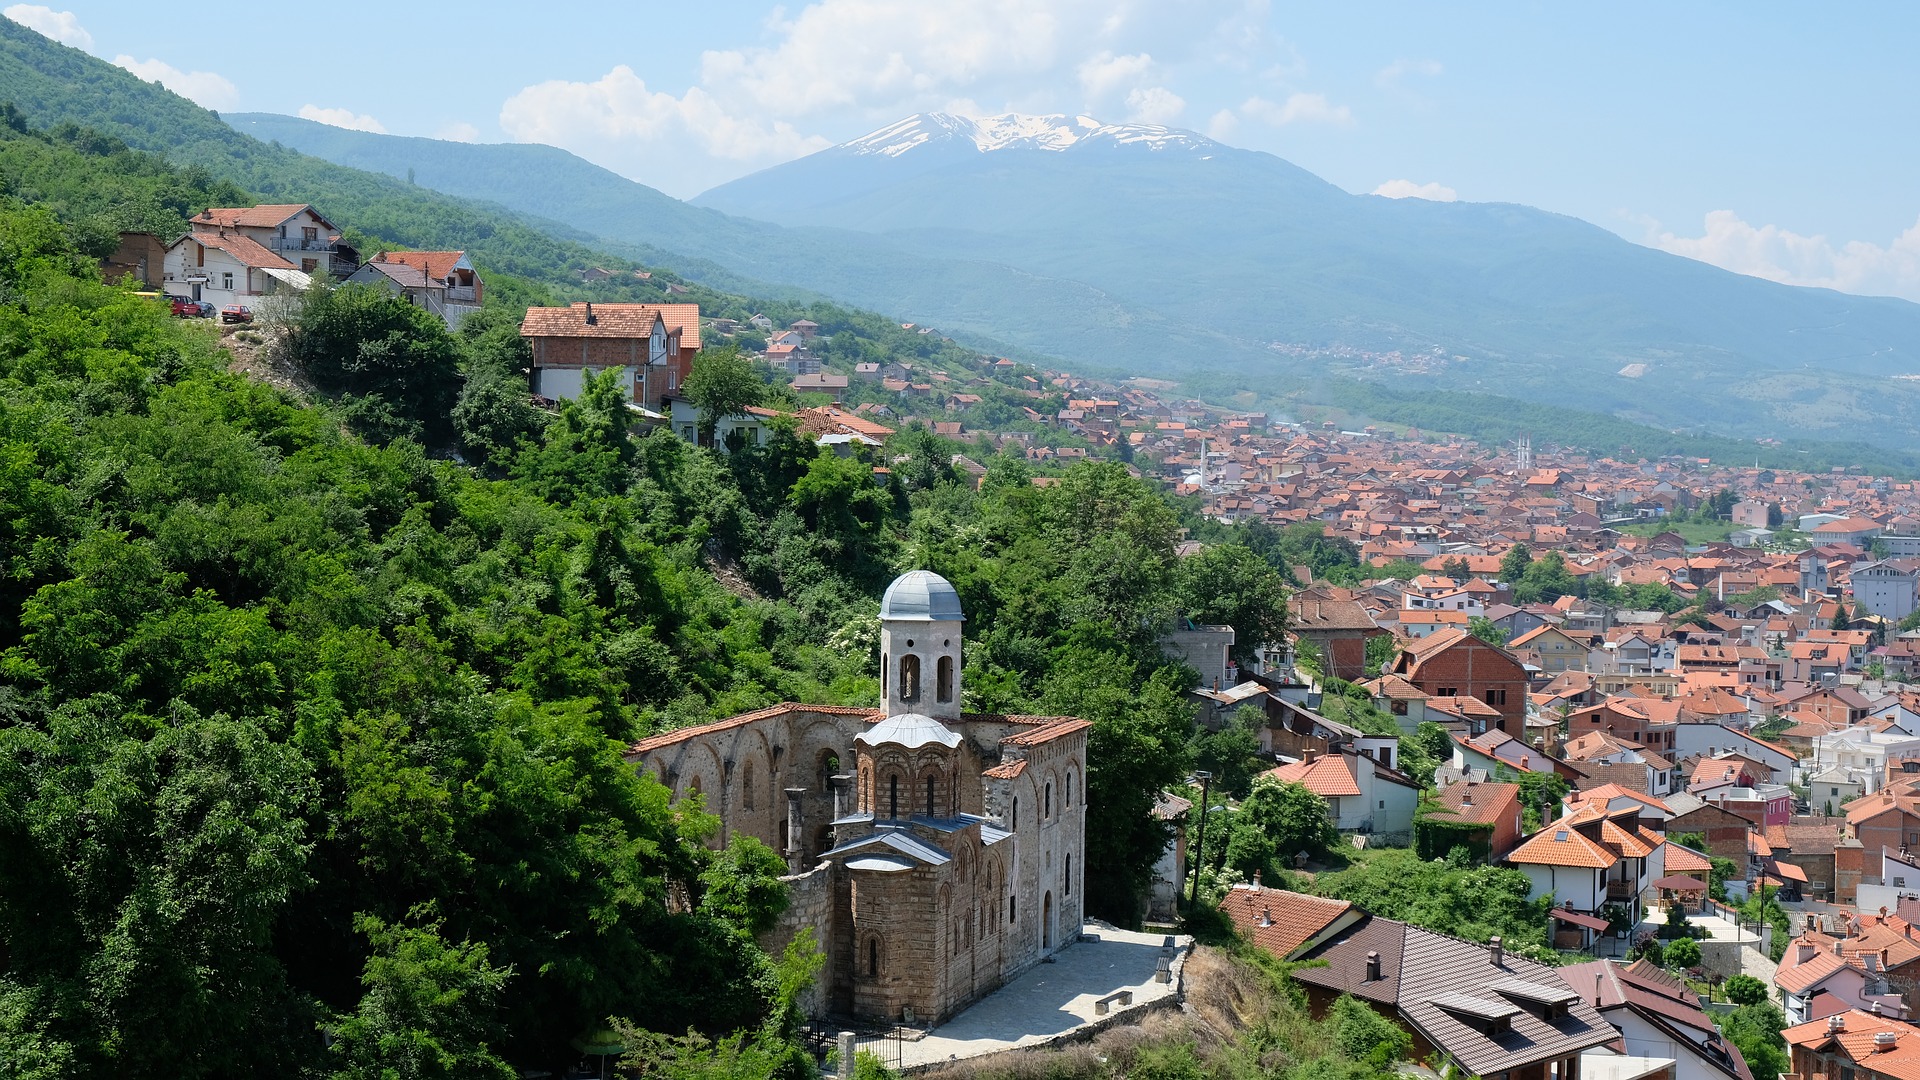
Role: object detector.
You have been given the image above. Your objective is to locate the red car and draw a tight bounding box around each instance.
[168,295,198,317]
[220,305,254,324]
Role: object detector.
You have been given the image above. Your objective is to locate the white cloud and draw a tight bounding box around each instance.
[435,121,481,143]
[298,105,386,133]
[1372,179,1457,202]
[1375,58,1442,88]
[1124,86,1186,125]
[3,4,89,47]
[112,56,238,111]
[1650,210,1920,302]
[699,0,1078,118]
[1239,92,1352,127]
[1205,108,1240,140]
[500,66,829,194]
[1078,50,1154,99]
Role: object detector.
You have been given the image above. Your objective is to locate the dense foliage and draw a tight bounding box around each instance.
[1309,850,1555,956]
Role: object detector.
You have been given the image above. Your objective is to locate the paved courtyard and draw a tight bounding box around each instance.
[859,922,1190,1070]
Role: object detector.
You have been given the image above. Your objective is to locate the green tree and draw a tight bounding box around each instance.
[1515,550,1576,604]
[326,913,517,1080]
[1467,616,1509,647]
[1441,556,1472,582]
[1174,544,1290,664]
[1723,974,1769,1006]
[1720,1002,1789,1080]
[682,345,764,446]
[1188,705,1264,799]
[1499,543,1533,583]
[1241,776,1337,862]
[1330,994,1412,1066]
[1664,936,1702,970]
[286,281,462,443]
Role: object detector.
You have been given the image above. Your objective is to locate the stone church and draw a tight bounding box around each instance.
[628,571,1090,1025]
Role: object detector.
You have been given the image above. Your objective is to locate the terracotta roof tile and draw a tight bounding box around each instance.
[1220,885,1353,959]
[522,302,683,340]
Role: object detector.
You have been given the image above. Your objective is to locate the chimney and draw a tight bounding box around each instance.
[1807,914,1817,932]
[1304,748,1317,765]
[1797,941,1817,965]
[1462,791,1474,807]
[1258,907,1272,928]
[1830,1014,1847,1034]
[1366,950,1382,982]
[1876,1032,1899,1051]
[584,302,596,325]
[1490,935,1505,967]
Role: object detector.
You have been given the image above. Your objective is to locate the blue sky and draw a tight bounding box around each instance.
[9,1,1920,300]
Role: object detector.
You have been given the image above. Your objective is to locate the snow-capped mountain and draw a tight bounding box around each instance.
[841,112,1218,157]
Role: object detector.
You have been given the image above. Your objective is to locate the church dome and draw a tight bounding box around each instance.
[879,570,965,622]
[856,712,963,749]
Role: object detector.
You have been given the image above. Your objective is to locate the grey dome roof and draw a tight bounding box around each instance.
[879,570,965,622]
[857,712,963,750]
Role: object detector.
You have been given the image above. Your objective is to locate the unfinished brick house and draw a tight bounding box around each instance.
[1391,627,1529,734]
[628,571,1088,1025]
[520,301,701,408]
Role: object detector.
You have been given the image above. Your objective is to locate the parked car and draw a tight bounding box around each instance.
[168,295,198,317]
[193,300,216,318]
[220,304,254,324]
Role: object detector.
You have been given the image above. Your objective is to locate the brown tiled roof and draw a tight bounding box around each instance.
[183,231,298,271]
[1001,717,1091,747]
[191,203,327,229]
[1428,781,1519,826]
[1220,885,1352,959]
[1265,754,1362,797]
[1291,597,1380,632]
[373,250,467,282]
[981,760,1026,779]
[521,302,679,340]
[1784,1009,1920,1080]
[1298,915,1615,1074]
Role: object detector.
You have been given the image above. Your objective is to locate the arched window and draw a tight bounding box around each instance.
[689,775,704,799]
[1065,854,1072,896]
[881,652,888,695]
[1012,796,1019,831]
[1067,768,1075,809]
[925,775,936,817]
[743,762,755,811]
[868,938,879,978]
[1009,895,1017,923]
[1045,780,1053,819]
[899,654,920,701]
[936,655,953,703]
[889,774,900,819]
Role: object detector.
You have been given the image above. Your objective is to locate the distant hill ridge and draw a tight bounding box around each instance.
[5,14,1920,455]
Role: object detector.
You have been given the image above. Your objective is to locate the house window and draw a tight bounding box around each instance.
[937,655,953,703]
[221,271,234,291]
[302,226,318,242]
[1391,700,1408,715]
[1485,689,1507,706]
[1437,687,1459,697]
[1379,800,1386,809]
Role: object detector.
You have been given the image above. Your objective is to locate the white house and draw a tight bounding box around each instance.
[1807,727,1920,798]
[1261,747,1420,845]
[345,250,484,330]
[1851,561,1920,622]
[1506,803,1666,925]
[161,230,309,310]
[184,203,350,276]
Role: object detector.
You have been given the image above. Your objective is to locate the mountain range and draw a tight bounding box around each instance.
[2,11,1917,454]
[230,108,1920,450]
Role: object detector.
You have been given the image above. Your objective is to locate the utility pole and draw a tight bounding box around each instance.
[1188,771,1214,909]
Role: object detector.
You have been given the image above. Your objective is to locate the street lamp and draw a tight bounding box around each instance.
[1188,771,1213,908]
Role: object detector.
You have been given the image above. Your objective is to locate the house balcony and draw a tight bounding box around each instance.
[446,286,479,303]
[1606,879,1637,901]
[267,237,336,254]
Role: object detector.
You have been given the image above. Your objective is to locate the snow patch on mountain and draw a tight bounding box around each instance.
[842,113,1216,157]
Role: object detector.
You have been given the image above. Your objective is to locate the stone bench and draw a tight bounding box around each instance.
[1093,990,1134,1016]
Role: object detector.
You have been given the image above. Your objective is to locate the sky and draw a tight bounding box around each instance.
[9,0,1920,301]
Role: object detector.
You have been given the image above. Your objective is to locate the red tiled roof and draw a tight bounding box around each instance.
[1220,885,1353,959]
[521,302,680,340]
[1265,753,1362,797]
[181,231,298,271]
[373,249,466,282]
[191,203,328,229]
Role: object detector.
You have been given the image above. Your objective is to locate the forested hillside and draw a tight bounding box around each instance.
[0,103,1314,1069]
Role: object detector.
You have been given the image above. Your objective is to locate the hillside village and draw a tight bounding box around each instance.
[123,198,1920,1079]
